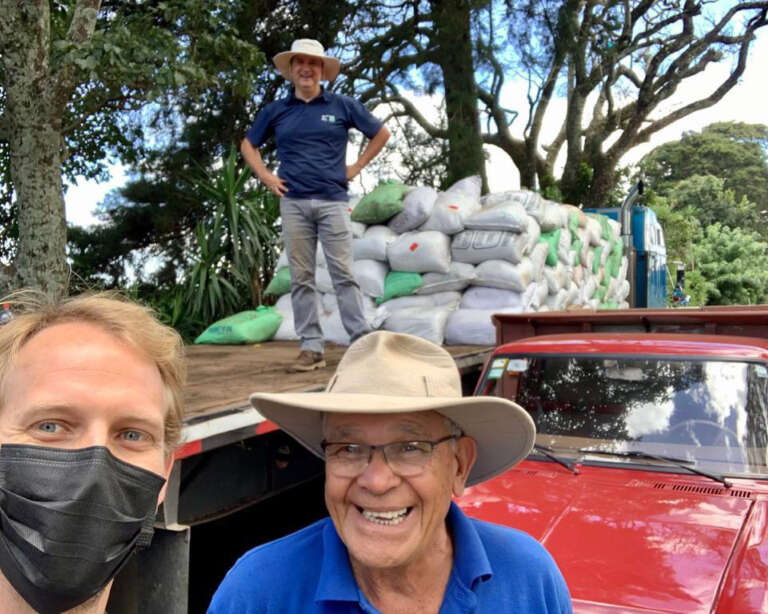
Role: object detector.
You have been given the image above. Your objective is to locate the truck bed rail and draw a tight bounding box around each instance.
[493,306,768,345]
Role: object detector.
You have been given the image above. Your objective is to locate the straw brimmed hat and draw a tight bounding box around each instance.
[250,331,535,486]
[273,39,341,82]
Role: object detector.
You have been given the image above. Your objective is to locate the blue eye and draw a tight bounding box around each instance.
[37,422,60,433]
[120,430,146,442]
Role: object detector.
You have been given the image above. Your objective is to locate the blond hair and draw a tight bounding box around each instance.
[0,290,186,451]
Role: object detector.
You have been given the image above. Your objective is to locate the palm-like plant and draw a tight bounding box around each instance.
[181,147,280,325]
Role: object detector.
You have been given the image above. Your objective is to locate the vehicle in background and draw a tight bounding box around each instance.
[463,307,768,613]
[584,182,668,308]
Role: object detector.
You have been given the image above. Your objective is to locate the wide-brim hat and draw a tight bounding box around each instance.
[273,39,341,82]
[250,331,535,486]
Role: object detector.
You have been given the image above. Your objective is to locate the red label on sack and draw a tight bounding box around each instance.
[449,205,459,210]
[409,242,419,251]
[348,208,352,213]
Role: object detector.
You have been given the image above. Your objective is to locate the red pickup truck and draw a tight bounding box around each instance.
[462,306,768,614]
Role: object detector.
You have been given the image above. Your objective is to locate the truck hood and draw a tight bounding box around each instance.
[457,462,768,613]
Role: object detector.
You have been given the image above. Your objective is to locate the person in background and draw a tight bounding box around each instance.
[208,331,571,613]
[0,291,186,614]
[241,38,390,373]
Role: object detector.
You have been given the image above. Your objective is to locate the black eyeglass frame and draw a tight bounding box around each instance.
[320,434,460,470]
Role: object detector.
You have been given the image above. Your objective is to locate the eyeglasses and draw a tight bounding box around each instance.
[320,435,459,478]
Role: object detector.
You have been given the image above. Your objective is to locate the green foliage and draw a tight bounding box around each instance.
[668,174,762,232]
[690,224,768,306]
[639,122,768,212]
[178,147,281,329]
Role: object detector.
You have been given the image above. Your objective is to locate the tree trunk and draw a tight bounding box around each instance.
[0,0,93,298]
[431,0,487,191]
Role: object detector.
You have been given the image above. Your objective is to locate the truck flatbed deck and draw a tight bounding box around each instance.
[177,341,492,462]
[184,341,491,418]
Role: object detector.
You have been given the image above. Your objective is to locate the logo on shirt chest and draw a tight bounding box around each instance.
[320,114,336,124]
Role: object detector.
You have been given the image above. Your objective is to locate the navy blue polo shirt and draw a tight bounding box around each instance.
[207,502,572,613]
[246,89,382,201]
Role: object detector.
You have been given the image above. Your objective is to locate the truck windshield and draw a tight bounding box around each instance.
[480,356,768,477]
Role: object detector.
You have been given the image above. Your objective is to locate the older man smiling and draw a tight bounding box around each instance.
[208,331,571,613]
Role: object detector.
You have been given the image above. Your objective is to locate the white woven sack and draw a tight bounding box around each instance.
[524,216,542,253]
[562,204,588,228]
[557,228,572,264]
[474,259,536,293]
[460,286,524,310]
[353,259,388,297]
[619,301,630,310]
[573,264,585,286]
[353,225,397,261]
[585,250,595,273]
[581,276,597,303]
[481,191,516,207]
[346,196,367,238]
[387,231,451,274]
[464,201,528,232]
[420,191,481,235]
[383,306,453,345]
[619,256,629,282]
[598,240,611,266]
[524,281,549,310]
[388,186,438,234]
[445,175,482,200]
[586,298,601,310]
[616,279,631,302]
[529,243,549,280]
[417,262,477,295]
[444,308,523,346]
[452,230,529,265]
[540,201,567,231]
[320,301,388,345]
[565,281,580,307]
[577,227,591,263]
[546,288,568,311]
[502,190,544,223]
[585,216,602,246]
[273,314,299,341]
[607,217,621,238]
[543,262,568,295]
[384,291,462,312]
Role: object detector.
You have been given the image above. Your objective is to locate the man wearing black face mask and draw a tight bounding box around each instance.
[0,291,186,614]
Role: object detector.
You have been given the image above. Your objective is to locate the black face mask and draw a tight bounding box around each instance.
[0,444,166,614]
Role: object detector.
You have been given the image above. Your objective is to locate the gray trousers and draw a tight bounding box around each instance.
[280,197,371,353]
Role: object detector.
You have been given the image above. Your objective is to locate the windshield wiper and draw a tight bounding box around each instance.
[578,448,732,488]
[532,444,580,475]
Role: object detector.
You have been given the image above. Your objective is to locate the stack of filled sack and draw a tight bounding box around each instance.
[266,175,630,346]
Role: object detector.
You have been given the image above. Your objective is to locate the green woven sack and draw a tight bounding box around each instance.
[538,229,561,267]
[351,182,411,224]
[598,300,619,310]
[592,245,604,275]
[568,211,580,235]
[194,307,283,345]
[570,238,582,266]
[376,271,422,304]
[611,237,623,258]
[593,285,607,302]
[607,254,621,278]
[265,266,291,296]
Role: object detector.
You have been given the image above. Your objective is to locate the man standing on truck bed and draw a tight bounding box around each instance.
[0,291,185,614]
[241,39,390,373]
[208,331,571,613]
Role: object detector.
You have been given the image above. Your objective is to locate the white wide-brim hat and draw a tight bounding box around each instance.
[250,331,535,486]
[273,39,341,82]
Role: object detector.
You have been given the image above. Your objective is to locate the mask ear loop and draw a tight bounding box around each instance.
[135,514,156,549]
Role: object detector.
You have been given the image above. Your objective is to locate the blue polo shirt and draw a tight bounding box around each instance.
[207,502,572,613]
[246,89,382,201]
